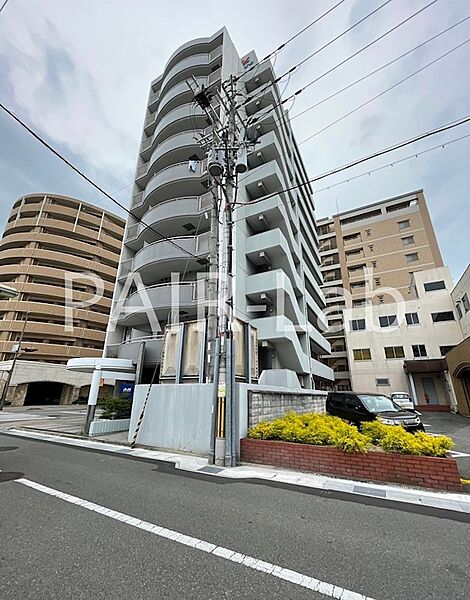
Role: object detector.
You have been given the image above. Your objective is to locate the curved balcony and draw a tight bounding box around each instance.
[162,31,223,78]
[111,336,164,365]
[152,103,209,150]
[135,161,209,213]
[136,131,203,186]
[158,48,222,100]
[155,77,207,123]
[126,194,212,250]
[115,282,208,327]
[131,232,210,284]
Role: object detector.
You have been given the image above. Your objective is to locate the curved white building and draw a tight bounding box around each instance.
[106,28,332,389]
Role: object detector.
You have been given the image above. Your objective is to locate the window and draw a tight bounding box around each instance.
[402,235,415,246]
[368,244,374,252]
[431,311,455,322]
[343,232,362,243]
[456,303,463,319]
[405,312,420,325]
[463,293,470,312]
[350,281,366,289]
[440,345,455,356]
[405,253,419,264]
[379,315,397,328]
[371,260,377,268]
[353,348,371,361]
[374,276,381,286]
[365,228,371,237]
[424,280,446,292]
[398,219,410,230]
[350,319,365,331]
[384,346,405,359]
[412,344,427,357]
[376,378,390,386]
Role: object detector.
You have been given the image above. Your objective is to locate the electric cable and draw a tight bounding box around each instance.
[232,114,470,209]
[242,0,399,106]
[254,15,470,131]
[243,0,439,121]
[0,101,208,264]
[299,35,470,145]
[237,0,349,80]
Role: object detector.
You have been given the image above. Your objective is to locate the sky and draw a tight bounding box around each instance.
[0,0,469,280]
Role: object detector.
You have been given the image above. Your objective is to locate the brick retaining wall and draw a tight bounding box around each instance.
[240,438,463,492]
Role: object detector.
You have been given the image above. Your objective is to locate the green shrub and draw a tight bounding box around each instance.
[248,412,454,457]
[248,412,370,453]
[361,421,391,445]
[100,395,132,420]
[413,432,454,457]
[377,426,421,455]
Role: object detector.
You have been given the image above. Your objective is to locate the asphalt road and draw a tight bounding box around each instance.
[423,411,470,483]
[1,433,469,600]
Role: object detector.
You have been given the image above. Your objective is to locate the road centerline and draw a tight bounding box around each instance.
[16,476,376,600]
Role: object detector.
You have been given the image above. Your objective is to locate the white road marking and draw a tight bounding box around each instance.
[17,477,375,600]
[0,413,55,422]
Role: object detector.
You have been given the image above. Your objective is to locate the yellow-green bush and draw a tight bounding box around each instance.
[248,412,370,453]
[248,412,454,457]
[413,432,454,457]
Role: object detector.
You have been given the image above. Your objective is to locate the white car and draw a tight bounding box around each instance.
[390,392,415,411]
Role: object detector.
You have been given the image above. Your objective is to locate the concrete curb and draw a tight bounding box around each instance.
[4,427,470,515]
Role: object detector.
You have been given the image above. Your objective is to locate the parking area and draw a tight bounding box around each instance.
[422,411,470,487]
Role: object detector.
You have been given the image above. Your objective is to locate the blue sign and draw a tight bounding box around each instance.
[119,382,134,399]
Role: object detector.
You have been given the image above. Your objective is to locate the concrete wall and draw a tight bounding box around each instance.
[247,389,326,428]
[129,383,213,454]
[452,264,470,339]
[128,382,326,457]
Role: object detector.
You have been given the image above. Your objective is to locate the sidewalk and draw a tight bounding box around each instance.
[3,426,470,516]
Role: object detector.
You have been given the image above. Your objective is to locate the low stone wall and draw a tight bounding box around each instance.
[240,438,463,492]
[248,390,326,429]
[89,418,130,437]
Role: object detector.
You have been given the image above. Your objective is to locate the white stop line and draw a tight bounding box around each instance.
[17,477,376,600]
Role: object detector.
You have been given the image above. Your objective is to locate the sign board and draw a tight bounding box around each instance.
[99,378,105,387]
[11,344,19,353]
[218,383,226,398]
[119,382,135,399]
[241,51,257,71]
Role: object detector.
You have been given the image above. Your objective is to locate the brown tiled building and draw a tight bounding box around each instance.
[317,190,444,390]
[0,194,125,405]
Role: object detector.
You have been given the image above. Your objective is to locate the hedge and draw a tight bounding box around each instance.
[247,412,454,457]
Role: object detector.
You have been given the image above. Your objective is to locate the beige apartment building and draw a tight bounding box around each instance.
[344,267,462,410]
[0,194,125,405]
[317,190,443,390]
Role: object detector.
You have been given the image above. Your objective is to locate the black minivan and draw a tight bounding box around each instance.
[326,391,424,432]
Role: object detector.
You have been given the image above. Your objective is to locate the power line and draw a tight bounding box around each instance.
[0,101,208,264]
[233,114,470,209]
[314,133,470,193]
[0,0,10,15]
[244,0,439,123]
[238,0,349,79]
[266,15,470,129]
[299,35,470,145]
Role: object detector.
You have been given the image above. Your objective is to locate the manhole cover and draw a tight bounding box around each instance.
[0,472,24,483]
[0,446,18,452]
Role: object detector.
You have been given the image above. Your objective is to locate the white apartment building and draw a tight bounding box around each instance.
[452,264,470,339]
[344,267,463,410]
[104,28,332,389]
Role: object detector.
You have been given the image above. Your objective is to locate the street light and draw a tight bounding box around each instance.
[0,313,36,410]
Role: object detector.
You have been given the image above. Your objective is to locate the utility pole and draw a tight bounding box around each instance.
[191,74,249,467]
[0,312,33,410]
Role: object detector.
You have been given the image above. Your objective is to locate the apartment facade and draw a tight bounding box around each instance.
[344,267,462,409]
[105,28,332,389]
[447,264,470,415]
[317,190,443,390]
[0,194,125,405]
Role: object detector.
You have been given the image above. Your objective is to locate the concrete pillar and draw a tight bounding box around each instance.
[83,369,101,435]
[407,371,418,406]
